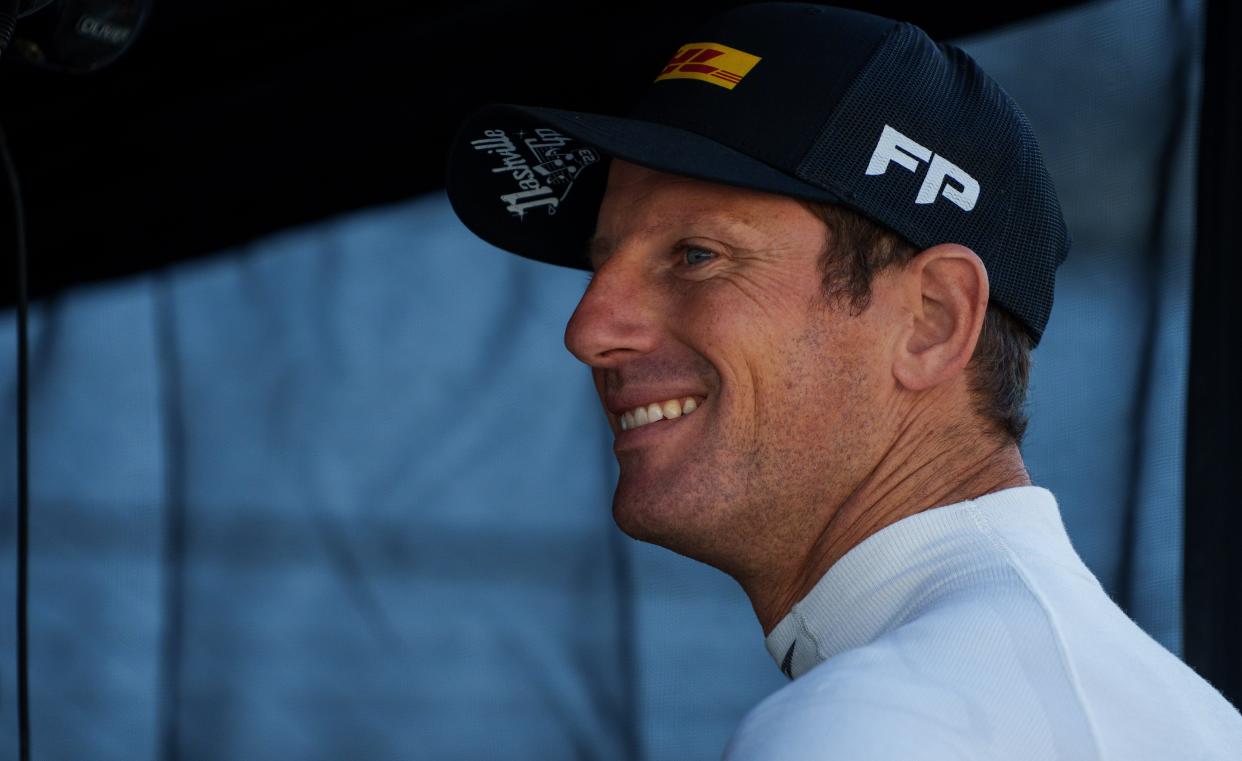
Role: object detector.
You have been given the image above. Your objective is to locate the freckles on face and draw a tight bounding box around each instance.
[670,212,839,433]
[571,159,882,562]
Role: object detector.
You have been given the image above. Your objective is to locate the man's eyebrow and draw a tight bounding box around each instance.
[676,211,770,242]
[582,212,768,268]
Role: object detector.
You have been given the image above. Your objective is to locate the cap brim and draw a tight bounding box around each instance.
[445,103,845,271]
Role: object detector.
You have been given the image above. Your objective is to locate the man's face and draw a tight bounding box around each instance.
[564,159,899,575]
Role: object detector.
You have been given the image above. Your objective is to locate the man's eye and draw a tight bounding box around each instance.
[682,246,718,266]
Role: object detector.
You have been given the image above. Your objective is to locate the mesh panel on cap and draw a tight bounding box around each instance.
[795,23,1070,344]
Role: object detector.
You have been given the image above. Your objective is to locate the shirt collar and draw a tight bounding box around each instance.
[764,485,1072,679]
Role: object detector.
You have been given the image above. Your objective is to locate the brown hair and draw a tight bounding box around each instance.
[797,200,1034,445]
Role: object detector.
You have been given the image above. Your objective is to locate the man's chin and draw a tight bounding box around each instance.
[609,473,722,556]
[611,475,683,543]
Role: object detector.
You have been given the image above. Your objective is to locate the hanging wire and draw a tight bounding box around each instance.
[1,116,32,761]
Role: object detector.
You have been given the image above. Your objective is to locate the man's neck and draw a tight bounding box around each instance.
[748,427,1031,636]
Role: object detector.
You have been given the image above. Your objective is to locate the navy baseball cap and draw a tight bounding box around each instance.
[445,2,1070,344]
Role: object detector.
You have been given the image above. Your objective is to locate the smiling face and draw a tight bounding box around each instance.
[564,159,904,578]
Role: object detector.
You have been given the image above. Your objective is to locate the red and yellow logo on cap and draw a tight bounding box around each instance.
[655,42,762,90]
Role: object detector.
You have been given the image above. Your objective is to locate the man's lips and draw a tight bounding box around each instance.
[609,395,708,448]
[605,390,709,418]
[614,395,703,431]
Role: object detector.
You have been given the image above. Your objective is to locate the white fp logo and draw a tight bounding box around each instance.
[865,124,980,212]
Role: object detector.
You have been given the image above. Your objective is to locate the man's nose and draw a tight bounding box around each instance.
[564,254,660,368]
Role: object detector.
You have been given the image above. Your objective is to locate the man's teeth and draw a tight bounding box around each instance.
[619,397,701,431]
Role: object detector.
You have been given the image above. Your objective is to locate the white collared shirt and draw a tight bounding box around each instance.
[723,486,1242,760]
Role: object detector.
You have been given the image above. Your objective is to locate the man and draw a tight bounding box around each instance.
[445,3,1242,758]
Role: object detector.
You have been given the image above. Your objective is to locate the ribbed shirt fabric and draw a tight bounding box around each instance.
[723,486,1242,760]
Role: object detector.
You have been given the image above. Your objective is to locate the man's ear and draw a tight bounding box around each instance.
[891,243,989,392]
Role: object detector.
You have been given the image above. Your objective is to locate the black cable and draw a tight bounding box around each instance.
[0,119,31,761]
[0,14,29,761]
[604,454,643,761]
[153,271,186,761]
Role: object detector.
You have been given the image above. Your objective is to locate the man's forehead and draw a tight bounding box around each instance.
[594,160,776,229]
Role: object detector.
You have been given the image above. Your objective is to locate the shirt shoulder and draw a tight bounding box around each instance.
[722,637,1003,761]
[726,584,1100,761]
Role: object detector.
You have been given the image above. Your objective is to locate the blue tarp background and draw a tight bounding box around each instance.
[0,0,1204,758]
